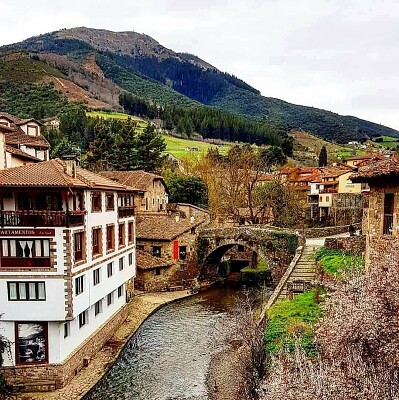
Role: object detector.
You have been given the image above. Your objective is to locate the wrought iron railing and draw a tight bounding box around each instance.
[0,210,85,227]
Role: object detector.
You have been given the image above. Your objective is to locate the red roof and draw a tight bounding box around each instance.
[0,159,133,190]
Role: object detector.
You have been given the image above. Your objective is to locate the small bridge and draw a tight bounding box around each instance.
[196,226,299,283]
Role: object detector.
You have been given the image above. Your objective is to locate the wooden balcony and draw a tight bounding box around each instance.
[0,210,85,227]
[118,206,135,219]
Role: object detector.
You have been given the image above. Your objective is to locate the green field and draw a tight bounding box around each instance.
[86,111,231,159]
[162,135,231,159]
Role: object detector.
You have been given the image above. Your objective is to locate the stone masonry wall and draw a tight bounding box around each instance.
[324,235,366,255]
[304,223,362,238]
[1,305,128,392]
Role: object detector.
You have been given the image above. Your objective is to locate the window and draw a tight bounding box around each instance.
[92,192,102,212]
[128,252,133,266]
[8,282,46,301]
[94,299,103,316]
[105,193,115,211]
[326,196,330,202]
[119,223,125,247]
[145,198,149,211]
[107,291,114,306]
[107,262,113,278]
[179,246,187,261]
[106,225,115,251]
[137,245,144,251]
[319,196,322,202]
[79,310,88,328]
[1,239,51,268]
[93,268,101,286]
[152,246,162,258]
[119,257,124,271]
[155,267,161,276]
[190,227,196,235]
[74,232,84,262]
[64,322,70,338]
[128,222,134,243]
[118,285,123,298]
[92,228,102,256]
[75,275,84,296]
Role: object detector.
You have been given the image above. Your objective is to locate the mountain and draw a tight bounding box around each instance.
[1,26,398,143]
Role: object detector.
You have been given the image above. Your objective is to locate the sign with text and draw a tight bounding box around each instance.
[0,229,55,237]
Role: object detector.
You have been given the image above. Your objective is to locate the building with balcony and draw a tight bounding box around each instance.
[99,170,169,213]
[0,158,136,391]
[0,113,50,169]
[351,158,399,269]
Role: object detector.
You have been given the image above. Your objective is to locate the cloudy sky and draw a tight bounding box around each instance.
[1,0,399,129]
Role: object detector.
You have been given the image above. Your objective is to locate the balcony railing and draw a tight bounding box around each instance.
[320,189,338,194]
[0,210,85,227]
[118,206,135,219]
[383,214,393,235]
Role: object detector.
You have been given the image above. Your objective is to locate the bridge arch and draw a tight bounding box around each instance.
[196,227,299,283]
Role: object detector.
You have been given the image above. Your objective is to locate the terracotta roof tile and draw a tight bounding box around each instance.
[0,159,133,190]
[6,145,41,162]
[0,113,49,149]
[136,214,206,241]
[136,250,172,270]
[350,158,399,183]
[99,170,168,192]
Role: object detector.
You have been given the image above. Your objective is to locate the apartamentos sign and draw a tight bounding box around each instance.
[0,229,55,237]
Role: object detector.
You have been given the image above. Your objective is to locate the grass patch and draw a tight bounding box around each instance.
[315,247,364,279]
[162,135,231,160]
[265,290,322,357]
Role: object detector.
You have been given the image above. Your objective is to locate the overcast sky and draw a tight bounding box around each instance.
[1,0,399,129]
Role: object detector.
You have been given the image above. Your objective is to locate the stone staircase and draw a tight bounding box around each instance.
[276,244,319,302]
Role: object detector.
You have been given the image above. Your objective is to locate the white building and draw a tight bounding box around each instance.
[0,113,50,170]
[0,158,136,391]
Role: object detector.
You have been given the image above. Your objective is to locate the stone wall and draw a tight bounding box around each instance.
[324,235,366,255]
[1,305,128,392]
[304,223,362,238]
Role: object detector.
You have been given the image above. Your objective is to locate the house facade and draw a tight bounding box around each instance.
[135,206,210,291]
[351,158,399,269]
[0,159,136,391]
[0,113,50,169]
[99,170,169,213]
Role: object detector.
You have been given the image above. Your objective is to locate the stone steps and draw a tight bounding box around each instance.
[275,244,320,302]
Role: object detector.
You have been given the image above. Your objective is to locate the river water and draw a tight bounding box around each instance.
[83,283,270,400]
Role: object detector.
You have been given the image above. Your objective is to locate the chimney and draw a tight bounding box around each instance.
[190,216,195,224]
[175,214,180,223]
[62,155,77,178]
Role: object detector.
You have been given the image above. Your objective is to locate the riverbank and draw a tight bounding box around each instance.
[17,290,193,400]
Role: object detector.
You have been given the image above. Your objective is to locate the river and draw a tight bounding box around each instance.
[83,283,270,400]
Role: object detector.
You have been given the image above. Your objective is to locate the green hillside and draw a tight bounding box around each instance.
[2,27,399,144]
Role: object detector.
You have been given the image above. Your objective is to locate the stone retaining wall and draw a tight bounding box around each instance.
[1,305,128,392]
[324,235,366,255]
[304,223,362,238]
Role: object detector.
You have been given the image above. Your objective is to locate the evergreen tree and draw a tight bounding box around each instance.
[114,118,139,170]
[318,145,328,167]
[85,120,116,171]
[134,124,166,172]
[50,137,78,159]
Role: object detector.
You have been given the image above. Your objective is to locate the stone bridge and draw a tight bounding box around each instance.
[196,226,299,283]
